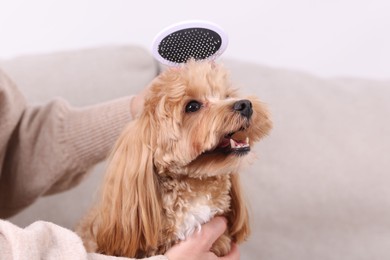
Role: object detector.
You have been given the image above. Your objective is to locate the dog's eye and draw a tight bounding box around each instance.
[185,100,202,113]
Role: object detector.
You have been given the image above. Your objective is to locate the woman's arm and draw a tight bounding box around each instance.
[0,69,133,218]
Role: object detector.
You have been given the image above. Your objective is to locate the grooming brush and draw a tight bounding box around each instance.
[152,20,229,67]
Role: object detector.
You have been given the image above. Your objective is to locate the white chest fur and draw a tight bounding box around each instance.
[161,174,232,241]
[175,196,225,240]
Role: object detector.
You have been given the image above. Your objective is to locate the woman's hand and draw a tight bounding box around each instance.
[164,217,240,260]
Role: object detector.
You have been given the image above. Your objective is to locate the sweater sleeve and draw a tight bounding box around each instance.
[0,69,134,218]
[0,220,168,260]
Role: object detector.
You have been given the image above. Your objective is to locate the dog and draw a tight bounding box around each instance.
[77,60,272,258]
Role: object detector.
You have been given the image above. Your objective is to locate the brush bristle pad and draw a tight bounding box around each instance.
[157,28,222,64]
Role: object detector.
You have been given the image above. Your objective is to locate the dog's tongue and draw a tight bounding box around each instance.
[229,137,250,149]
[219,136,250,149]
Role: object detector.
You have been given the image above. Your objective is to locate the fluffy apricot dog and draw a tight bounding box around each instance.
[77,60,272,258]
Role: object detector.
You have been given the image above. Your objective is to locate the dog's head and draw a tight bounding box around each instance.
[140,60,271,177]
[95,60,271,257]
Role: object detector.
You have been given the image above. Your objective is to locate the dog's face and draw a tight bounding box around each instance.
[141,60,271,178]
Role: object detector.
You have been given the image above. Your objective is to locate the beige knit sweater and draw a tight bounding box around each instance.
[0,70,167,260]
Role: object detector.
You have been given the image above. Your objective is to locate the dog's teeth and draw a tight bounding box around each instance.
[246,137,249,144]
[230,139,236,148]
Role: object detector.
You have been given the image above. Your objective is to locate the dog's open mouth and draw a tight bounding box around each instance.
[205,130,250,156]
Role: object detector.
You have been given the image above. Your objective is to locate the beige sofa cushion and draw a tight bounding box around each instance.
[0,45,157,105]
[2,46,390,260]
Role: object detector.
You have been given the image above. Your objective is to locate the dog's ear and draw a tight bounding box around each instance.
[95,115,161,257]
[228,173,250,243]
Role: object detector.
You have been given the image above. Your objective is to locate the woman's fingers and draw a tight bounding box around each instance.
[188,217,228,248]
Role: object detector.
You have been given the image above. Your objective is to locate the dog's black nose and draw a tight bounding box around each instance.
[233,99,253,119]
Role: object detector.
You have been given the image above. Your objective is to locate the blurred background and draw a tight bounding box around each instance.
[0,0,389,79]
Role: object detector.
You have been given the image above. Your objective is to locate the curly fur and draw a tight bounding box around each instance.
[76,60,272,258]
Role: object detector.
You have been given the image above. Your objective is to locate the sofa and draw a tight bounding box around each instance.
[1,45,389,260]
